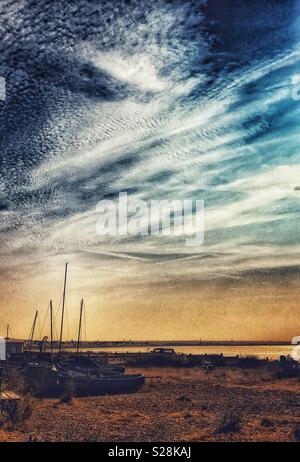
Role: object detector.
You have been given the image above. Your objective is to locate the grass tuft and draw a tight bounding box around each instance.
[60,380,75,404]
[216,409,241,433]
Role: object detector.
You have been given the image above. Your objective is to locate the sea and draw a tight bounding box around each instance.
[75,345,294,361]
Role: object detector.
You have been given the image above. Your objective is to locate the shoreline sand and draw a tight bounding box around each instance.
[1,366,300,442]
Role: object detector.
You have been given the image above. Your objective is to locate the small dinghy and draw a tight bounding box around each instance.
[56,357,125,376]
[26,362,144,397]
[25,354,144,397]
[55,362,145,396]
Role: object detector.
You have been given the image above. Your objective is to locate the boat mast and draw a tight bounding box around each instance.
[76,299,84,359]
[59,263,68,353]
[28,310,38,357]
[50,300,53,360]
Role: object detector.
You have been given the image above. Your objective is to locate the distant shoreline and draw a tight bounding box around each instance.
[50,340,291,348]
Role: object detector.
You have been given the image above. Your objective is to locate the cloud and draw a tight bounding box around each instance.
[0,0,300,308]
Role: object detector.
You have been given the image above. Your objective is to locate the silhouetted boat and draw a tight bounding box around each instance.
[56,357,125,376]
[55,362,144,395]
[150,348,177,355]
[25,263,144,396]
[26,362,144,397]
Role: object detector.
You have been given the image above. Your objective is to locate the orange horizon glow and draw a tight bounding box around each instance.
[1,255,299,343]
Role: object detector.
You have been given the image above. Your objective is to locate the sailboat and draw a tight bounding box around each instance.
[26,263,145,396]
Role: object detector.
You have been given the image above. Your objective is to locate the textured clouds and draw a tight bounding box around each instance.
[0,1,300,338]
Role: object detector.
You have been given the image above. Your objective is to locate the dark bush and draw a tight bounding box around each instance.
[60,380,75,404]
[216,409,241,433]
[0,396,33,429]
[261,417,274,428]
[293,424,300,442]
[1,368,26,394]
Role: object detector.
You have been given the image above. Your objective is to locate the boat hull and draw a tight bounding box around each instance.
[26,366,145,397]
[61,373,145,396]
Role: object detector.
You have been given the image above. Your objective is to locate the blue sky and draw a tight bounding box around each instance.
[0,0,300,340]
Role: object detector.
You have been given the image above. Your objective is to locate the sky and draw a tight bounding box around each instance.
[0,0,300,341]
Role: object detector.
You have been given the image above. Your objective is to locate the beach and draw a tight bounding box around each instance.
[1,366,300,442]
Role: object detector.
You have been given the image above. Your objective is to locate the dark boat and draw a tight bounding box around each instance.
[56,362,144,396]
[55,357,125,376]
[26,362,144,397]
[150,348,177,355]
[84,357,126,375]
[24,264,145,396]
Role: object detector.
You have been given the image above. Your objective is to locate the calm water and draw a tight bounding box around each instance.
[75,345,293,361]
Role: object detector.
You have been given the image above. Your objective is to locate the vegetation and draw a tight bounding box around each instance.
[216,409,241,433]
[0,396,33,430]
[60,380,75,404]
[1,367,26,394]
[293,424,300,442]
[0,367,33,430]
[260,417,273,428]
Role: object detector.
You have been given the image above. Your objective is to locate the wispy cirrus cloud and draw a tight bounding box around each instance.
[1,1,300,339]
